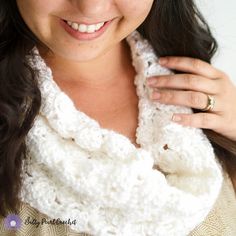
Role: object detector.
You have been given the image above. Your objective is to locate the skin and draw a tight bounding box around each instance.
[16,0,236,142]
[147,57,236,141]
[16,0,154,147]
[16,0,154,87]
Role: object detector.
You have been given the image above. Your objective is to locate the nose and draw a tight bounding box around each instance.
[70,0,111,18]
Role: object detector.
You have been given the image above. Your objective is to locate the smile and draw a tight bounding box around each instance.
[60,18,114,41]
[64,20,106,33]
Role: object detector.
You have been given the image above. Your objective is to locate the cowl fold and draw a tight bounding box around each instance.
[21,30,223,236]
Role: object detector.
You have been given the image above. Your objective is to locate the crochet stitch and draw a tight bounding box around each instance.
[21,30,223,236]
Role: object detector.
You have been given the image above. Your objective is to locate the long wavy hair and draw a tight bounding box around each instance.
[1,0,236,217]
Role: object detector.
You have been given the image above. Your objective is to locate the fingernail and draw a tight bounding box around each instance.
[159,58,168,65]
[152,92,161,100]
[172,115,182,122]
[147,79,156,86]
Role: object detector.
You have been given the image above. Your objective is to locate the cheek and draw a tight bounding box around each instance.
[119,0,154,20]
[16,0,62,40]
[17,0,46,18]
[16,0,59,27]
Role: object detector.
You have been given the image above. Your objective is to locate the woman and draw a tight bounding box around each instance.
[0,0,236,235]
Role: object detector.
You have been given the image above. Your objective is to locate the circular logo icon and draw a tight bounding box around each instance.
[4,214,22,230]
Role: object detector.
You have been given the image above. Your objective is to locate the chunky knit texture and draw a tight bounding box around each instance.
[20,30,223,236]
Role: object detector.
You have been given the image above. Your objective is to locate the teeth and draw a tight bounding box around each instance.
[67,21,73,26]
[66,21,105,33]
[71,22,79,30]
[79,24,87,33]
[87,25,96,33]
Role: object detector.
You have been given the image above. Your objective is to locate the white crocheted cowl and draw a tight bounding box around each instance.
[20,30,223,236]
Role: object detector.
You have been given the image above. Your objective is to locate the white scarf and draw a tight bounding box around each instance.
[21,30,223,236]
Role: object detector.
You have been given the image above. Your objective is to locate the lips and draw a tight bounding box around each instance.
[63,20,106,33]
[60,18,114,41]
[62,19,108,25]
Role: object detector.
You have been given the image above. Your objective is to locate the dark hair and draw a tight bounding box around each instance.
[0,0,236,217]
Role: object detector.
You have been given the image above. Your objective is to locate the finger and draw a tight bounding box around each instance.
[158,56,225,79]
[171,112,223,130]
[147,74,219,94]
[151,89,221,112]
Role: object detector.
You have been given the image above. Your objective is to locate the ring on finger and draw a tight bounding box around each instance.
[201,94,215,112]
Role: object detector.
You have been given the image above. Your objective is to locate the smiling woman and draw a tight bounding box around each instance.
[0,0,236,236]
[15,0,153,62]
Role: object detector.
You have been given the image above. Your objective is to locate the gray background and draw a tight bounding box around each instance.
[198,0,236,84]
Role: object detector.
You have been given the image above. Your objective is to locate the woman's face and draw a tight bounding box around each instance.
[16,0,154,62]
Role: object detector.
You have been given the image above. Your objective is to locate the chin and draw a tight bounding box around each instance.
[50,46,104,62]
[67,51,103,62]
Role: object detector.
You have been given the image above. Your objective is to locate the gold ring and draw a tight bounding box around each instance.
[201,94,215,112]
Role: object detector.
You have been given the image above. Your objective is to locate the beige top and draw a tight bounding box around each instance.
[0,172,236,236]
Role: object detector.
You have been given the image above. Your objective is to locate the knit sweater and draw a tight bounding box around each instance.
[0,30,236,235]
[0,172,236,236]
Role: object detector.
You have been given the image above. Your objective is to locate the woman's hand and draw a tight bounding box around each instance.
[147,56,236,141]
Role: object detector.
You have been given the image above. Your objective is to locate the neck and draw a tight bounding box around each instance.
[37,39,134,90]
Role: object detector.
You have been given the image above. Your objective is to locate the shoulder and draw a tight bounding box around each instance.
[189,171,236,236]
